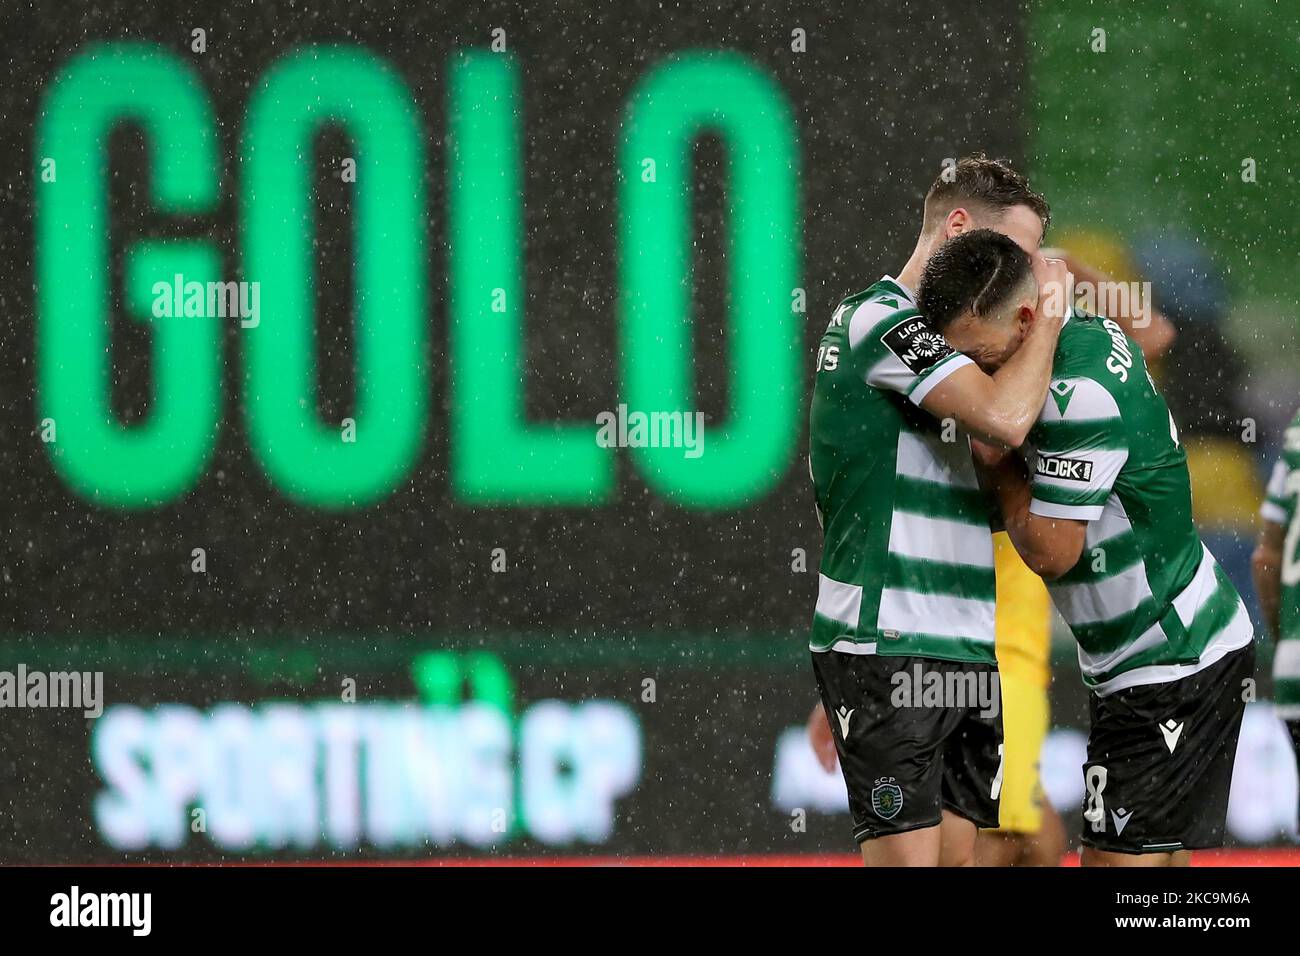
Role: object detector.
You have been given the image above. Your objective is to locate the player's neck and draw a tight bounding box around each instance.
[895,233,936,294]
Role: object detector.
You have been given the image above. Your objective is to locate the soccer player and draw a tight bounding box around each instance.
[807,156,1069,866]
[1251,408,1300,798]
[975,245,1174,868]
[918,229,1256,867]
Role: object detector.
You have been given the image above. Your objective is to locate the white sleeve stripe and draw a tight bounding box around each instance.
[1031,449,1127,488]
[863,354,913,392]
[908,353,974,407]
[1029,498,1105,521]
[847,301,917,350]
[1266,460,1290,498]
[1041,377,1122,423]
[1033,447,1128,464]
[1261,501,1289,525]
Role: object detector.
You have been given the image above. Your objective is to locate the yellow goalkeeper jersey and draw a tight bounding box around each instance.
[993,532,1051,689]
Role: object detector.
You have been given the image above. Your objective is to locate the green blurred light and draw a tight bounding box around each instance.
[36,43,221,507]
[242,45,429,508]
[619,52,801,508]
[448,52,613,505]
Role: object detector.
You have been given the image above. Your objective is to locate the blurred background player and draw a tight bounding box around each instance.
[1252,407,1300,804]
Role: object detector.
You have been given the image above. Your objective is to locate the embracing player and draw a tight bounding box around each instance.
[974,246,1173,867]
[917,229,1255,866]
[807,156,1069,866]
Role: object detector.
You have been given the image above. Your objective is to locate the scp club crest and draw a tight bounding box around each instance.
[871,776,904,820]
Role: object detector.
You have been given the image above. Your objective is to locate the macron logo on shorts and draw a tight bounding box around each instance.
[835,705,853,738]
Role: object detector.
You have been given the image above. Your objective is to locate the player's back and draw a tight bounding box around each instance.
[1026,313,1253,694]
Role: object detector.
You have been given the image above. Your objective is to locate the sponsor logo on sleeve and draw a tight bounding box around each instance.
[880,316,954,374]
[1035,455,1095,482]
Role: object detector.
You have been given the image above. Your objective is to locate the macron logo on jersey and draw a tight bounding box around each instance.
[1050,381,1077,416]
[1035,455,1094,483]
[880,317,953,374]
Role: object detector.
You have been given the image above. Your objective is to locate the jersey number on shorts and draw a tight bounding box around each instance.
[1083,765,1108,832]
[990,744,1005,800]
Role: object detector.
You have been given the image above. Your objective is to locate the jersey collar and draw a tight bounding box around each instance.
[880,275,917,303]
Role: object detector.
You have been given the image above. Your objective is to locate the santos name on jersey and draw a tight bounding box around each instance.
[1026,312,1254,695]
[809,277,996,665]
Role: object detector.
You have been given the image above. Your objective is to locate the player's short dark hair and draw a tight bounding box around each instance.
[917,229,1035,331]
[922,154,1050,234]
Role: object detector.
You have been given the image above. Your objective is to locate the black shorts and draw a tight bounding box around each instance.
[1081,642,1255,855]
[810,650,1003,843]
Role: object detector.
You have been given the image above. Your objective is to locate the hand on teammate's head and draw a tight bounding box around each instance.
[1032,256,1073,326]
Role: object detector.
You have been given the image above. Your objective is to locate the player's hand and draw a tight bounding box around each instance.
[806,702,838,772]
[1033,256,1073,328]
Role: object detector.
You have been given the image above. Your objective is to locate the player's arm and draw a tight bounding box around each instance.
[973,375,1127,579]
[973,444,1087,579]
[805,702,837,772]
[1043,248,1175,360]
[1252,520,1285,640]
[918,258,1071,448]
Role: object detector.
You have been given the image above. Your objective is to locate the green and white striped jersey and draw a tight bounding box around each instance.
[808,277,996,665]
[1261,407,1300,717]
[1028,312,1254,695]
